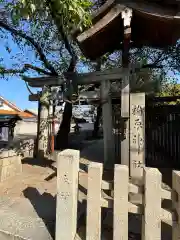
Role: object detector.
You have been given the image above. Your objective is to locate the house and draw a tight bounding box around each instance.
[24,109,38,117]
[0,96,35,141]
[0,96,34,119]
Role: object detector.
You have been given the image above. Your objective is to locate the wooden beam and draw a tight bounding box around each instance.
[77,4,124,43]
[120,8,132,168]
[92,0,115,22]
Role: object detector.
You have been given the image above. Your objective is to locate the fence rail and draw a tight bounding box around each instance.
[55,149,180,240]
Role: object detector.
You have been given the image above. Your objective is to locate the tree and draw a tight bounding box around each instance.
[0,0,180,150]
[0,0,93,150]
[0,0,92,75]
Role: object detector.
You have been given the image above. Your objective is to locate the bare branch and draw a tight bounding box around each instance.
[48,0,77,66]
[142,64,163,69]
[0,20,58,76]
[0,64,53,75]
[24,64,53,75]
[0,67,23,75]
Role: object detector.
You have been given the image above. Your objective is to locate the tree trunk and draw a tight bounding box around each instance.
[55,49,77,150]
[56,101,72,150]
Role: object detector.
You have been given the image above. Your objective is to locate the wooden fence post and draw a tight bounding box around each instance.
[86,162,103,240]
[113,165,128,240]
[55,149,80,240]
[172,171,180,240]
[142,168,161,240]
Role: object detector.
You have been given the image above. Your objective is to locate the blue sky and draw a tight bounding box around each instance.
[0,33,41,110]
[0,75,38,110]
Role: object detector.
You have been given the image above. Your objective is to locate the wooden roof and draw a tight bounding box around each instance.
[74,0,180,60]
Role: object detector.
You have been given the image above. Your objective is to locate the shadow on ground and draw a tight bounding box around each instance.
[22,157,57,181]
[22,157,55,167]
[23,187,56,239]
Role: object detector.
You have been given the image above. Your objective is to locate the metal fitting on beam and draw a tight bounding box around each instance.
[122,8,133,27]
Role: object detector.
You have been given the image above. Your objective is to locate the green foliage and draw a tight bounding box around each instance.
[0,0,94,79]
[156,76,180,104]
[7,0,92,31]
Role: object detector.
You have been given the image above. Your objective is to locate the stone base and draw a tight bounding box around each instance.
[0,150,22,182]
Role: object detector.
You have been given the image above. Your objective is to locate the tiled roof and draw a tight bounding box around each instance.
[24,109,38,116]
[0,95,35,118]
[0,96,22,112]
[0,110,33,118]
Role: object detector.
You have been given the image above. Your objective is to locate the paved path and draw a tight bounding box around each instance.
[0,196,54,240]
[0,160,56,240]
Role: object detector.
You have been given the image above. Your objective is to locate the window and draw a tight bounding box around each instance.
[80,100,88,105]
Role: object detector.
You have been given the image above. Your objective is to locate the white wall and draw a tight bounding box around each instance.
[14,120,60,136]
[14,120,38,135]
[0,102,14,111]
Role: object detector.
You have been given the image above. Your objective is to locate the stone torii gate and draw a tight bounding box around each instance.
[23,0,180,179]
[26,66,146,175]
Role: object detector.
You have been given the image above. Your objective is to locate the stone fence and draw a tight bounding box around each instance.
[0,149,22,182]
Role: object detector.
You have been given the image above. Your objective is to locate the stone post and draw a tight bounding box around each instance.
[55,149,79,240]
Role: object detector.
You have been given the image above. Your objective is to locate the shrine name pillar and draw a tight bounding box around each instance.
[121,8,132,168]
[130,92,145,180]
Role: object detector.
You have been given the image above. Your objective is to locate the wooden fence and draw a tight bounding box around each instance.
[55,149,180,240]
[112,101,180,168]
[146,105,180,168]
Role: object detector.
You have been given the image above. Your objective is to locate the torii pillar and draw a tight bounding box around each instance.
[36,91,49,159]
